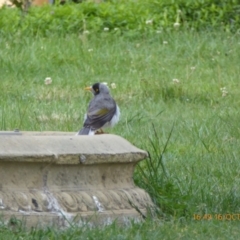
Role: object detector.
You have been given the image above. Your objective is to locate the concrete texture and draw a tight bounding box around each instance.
[0,132,153,228]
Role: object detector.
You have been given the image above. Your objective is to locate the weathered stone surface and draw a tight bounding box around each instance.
[0,132,153,228]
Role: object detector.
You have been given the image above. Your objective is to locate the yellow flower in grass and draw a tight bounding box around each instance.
[44,77,52,85]
[145,20,153,25]
[220,87,228,97]
[111,83,116,89]
[173,79,180,84]
[174,22,180,28]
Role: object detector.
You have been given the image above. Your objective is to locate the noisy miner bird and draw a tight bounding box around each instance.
[77,82,120,135]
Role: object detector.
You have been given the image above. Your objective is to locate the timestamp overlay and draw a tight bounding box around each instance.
[193,214,240,221]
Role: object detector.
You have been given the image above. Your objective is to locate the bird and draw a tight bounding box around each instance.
[77,82,120,135]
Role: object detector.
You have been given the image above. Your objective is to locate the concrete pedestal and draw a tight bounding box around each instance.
[0,132,153,228]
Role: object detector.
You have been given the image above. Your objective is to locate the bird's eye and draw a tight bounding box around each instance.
[96,88,99,92]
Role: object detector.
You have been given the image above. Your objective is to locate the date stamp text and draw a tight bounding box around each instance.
[193,214,240,221]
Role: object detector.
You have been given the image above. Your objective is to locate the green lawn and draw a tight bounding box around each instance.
[1,219,240,239]
[1,29,240,238]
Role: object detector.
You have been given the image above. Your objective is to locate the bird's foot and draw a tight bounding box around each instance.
[95,129,108,135]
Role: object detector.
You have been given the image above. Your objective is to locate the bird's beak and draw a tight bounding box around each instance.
[84,86,92,91]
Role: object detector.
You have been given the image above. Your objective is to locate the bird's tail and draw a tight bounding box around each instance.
[76,127,95,135]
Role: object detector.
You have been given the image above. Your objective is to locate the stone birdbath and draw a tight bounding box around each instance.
[0,131,153,228]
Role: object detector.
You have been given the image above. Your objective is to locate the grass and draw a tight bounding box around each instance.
[1,28,240,238]
[1,219,240,240]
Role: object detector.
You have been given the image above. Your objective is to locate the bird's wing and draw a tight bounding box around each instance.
[83,98,116,130]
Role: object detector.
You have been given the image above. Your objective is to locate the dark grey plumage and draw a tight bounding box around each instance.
[77,83,120,135]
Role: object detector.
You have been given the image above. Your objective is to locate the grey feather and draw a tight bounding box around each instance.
[77,127,90,135]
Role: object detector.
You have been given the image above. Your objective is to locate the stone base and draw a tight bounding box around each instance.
[0,132,153,228]
[2,209,147,229]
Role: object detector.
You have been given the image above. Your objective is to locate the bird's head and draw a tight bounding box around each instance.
[85,82,110,96]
